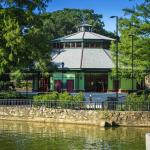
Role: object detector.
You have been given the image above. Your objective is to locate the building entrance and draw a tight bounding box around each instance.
[85,74,108,92]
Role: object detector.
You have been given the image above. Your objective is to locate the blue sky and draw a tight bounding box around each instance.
[46,0,143,32]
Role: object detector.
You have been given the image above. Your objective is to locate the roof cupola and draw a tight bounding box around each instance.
[78,24,92,32]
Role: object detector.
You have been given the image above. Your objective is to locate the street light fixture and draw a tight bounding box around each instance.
[110,16,119,101]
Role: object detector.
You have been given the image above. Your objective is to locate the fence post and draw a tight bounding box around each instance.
[146,133,150,150]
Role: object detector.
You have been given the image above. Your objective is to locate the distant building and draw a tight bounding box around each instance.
[33,24,136,92]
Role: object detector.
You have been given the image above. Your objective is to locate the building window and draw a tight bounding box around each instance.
[65,42,70,48]
[71,42,75,48]
[95,43,102,48]
[76,42,81,48]
[90,43,95,48]
[84,42,90,48]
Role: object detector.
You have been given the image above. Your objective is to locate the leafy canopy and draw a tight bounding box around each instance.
[111,0,150,83]
[0,0,51,77]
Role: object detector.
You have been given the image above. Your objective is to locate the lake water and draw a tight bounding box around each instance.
[0,120,149,150]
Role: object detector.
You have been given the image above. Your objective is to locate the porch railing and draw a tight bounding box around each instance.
[0,99,150,111]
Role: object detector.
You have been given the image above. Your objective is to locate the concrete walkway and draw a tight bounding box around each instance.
[72,92,127,102]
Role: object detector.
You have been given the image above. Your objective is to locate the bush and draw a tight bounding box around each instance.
[58,92,73,101]
[0,91,25,99]
[73,92,84,102]
[33,91,84,102]
[33,91,59,101]
[125,93,141,103]
[136,89,150,95]
[125,93,150,111]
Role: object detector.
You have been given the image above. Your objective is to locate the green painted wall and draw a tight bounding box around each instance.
[121,78,136,90]
[108,73,113,90]
[108,73,137,91]
[78,72,85,90]
[50,72,85,91]
[51,72,75,90]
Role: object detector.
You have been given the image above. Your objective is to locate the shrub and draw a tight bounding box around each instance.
[126,93,139,103]
[58,92,73,101]
[125,93,150,111]
[73,92,84,102]
[33,91,58,101]
[0,91,25,99]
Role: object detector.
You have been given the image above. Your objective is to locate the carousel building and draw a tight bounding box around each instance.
[33,24,136,92]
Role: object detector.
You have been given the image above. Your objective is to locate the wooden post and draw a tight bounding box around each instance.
[146,133,150,150]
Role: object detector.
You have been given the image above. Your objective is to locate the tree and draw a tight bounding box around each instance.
[0,0,52,90]
[0,0,52,75]
[111,0,150,84]
[40,8,115,39]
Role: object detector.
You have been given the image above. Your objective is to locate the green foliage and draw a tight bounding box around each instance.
[72,92,84,102]
[16,81,32,88]
[0,91,25,99]
[58,92,73,101]
[110,0,150,82]
[33,91,59,101]
[125,93,142,103]
[41,9,115,39]
[0,81,15,91]
[125,92,150,110]
[1,0,50,12]
[33,92,84,108]
[33,92,84,102]
[0,0,52,80]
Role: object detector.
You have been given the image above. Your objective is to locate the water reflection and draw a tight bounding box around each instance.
[0,120,149,150]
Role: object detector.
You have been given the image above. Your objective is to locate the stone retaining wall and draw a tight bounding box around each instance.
[104,111,150,127]
[0,106,150,127]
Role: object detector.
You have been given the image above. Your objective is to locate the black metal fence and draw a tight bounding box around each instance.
[0,99,150,111]
[0,99,33,106]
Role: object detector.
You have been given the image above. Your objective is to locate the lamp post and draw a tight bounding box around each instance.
[129,34,134,91]
[61,62,64,92]
[110,16,119,101]
[129,23,140,91]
